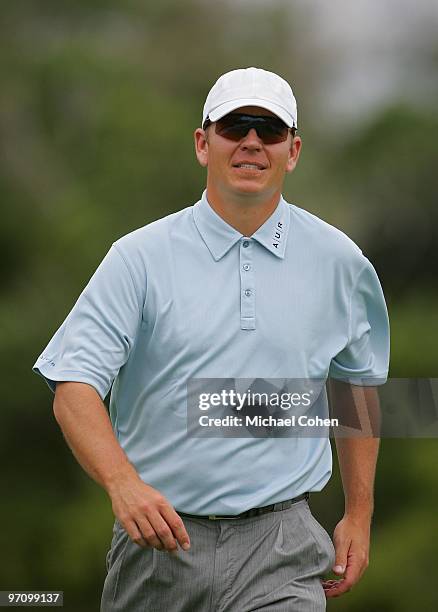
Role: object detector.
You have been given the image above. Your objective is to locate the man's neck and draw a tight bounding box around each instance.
[205,187,282,236]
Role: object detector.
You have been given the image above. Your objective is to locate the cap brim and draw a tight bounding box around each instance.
[208,98,296,128]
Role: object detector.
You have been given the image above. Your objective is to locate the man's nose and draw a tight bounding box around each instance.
[240,128,263,150]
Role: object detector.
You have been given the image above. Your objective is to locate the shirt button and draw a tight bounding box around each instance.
[243,264,251,271]
[244,289,252,297]
[242,240,250,248]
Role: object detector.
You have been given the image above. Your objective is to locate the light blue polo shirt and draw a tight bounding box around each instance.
[33,191,389,515]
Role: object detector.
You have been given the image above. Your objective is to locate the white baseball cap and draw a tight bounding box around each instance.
[202,67,298,129]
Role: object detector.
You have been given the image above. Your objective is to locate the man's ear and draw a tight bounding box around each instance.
[286,135,302,173]
[194,128,209,167]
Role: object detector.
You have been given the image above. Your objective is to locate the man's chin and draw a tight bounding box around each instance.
[230,181,267,197]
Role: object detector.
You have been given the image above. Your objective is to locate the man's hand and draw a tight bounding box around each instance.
[322,515,370,598]
[107,470,191,554]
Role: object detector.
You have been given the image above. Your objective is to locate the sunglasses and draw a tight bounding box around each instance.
[203,113,294,144]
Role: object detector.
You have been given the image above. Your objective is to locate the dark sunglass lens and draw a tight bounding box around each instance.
[215,114,289,144]
[258,125,288,144]
[258,118,290,143]
[215,116,248,141]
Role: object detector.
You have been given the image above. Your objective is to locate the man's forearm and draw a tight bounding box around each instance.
[331,382,381,519]
[53,381,138,493]
[53,381,191,552]
[334,436,379,520]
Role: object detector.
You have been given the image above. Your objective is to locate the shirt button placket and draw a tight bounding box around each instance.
[240,239,256,330]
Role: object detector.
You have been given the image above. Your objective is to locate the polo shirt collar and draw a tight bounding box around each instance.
[251,195,290,259]
[193,190,290,261]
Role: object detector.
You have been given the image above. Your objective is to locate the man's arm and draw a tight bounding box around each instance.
[323,378,380,598]
[53,381,191,553]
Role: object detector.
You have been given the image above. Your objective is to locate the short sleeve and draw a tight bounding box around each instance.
[329,258,390,386]
[32,244,144,399]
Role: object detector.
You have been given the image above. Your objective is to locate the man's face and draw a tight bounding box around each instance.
[194,106,301,202]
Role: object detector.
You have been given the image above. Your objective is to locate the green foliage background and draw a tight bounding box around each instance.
[1,1,437,610]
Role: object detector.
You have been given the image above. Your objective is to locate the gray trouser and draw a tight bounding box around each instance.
[101,499,335,612]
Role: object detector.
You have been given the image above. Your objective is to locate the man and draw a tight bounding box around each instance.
[33,67,389,611]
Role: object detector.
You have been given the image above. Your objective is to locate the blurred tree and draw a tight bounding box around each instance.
[336,106,438,301]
